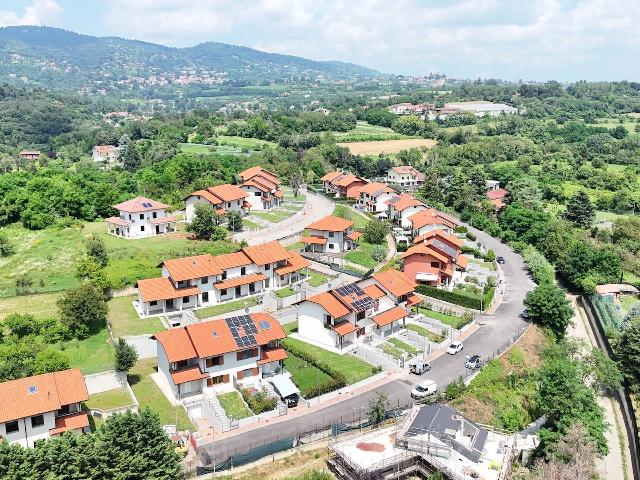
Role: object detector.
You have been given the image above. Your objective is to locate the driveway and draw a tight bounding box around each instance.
[232,190,334,246]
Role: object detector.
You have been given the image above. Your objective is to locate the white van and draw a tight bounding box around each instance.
[411,379,438,400]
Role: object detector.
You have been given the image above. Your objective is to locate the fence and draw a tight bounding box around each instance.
[84,370,139,420]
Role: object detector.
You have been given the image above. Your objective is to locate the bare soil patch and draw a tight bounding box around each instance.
[337,139,436,155]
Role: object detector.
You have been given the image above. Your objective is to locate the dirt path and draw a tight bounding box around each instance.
[568,295,632,480]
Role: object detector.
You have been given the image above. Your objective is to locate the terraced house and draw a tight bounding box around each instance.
[135,241,309,317]
[386,194,428,229]
[355,182,397,215]
[185,183,250,222]
[408,208,461,237]
[386,165,425,190]
[301,215,361,253]
[238,166,284,210]
[105,196,178,238]
[320,171,367,198]
[152,312,286,403]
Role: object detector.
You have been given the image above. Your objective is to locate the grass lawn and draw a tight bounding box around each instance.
[85,388,133,411]
[467,258,496,271]
[284,352,332,396]
[107,295,164,337]
[623,270,640,285]
[406,323,445,343]
[305,269,329,287]
[388,338,420,354]
[128,359,193,430]
[380,342,404,359]
[333,205,369,229]
[60,327,115,374]
[217,391,253,420]
[275,287,296,298]
[415,306,470,329]
[252,210,293,223]
[345,242,380,269]
[0,292,61,320]
[283,321,298,335]
[595,210,628,223]
[195,297,259,320]
[242,219,260,231]
[286,242,304,251]
[619,294,639,316]
[282,337,374,385]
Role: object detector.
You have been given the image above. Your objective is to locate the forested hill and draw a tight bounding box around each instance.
[0,26,378,94]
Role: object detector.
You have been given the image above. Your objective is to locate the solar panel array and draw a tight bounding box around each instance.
[225,314,259,349]
[335,283,365,297]
[431,239,458,259]
[351,297,375,311]
[142,202,153,208]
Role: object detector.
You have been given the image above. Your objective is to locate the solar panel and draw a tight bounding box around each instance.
[431,239,458,259]
[142,202,153,208]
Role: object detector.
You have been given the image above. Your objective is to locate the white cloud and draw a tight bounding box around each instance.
[101,0,640,80]
[0,0,62,27]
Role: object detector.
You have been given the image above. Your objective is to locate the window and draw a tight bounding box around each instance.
[5,421,19,434]
[139,214,144,220]
[150,300,157,306]
[201,276,208,284]
[240,267,246,275]
[221,289,227,296]
[152,212,157,218]
[255,191,261,196]
[227,202,231,208]
[202,292,209,303]
[31,415,44,428]
[328,244,334,250]
[265,263,271,270]
[182,296,190,303]
[222,271,227,280]
[241,368,255,378]
[430,262,440,268]
[205,355,224,368]
[140,226,145,232]
[328,232,334,238]
[207,375,226,386]
[235,286,241,296]
[324,314,332,326]
[357,311,366,320]
[236,348,258,361]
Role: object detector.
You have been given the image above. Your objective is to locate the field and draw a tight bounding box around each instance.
[180,136,275,156]
[0,292,60,320]
[336,138,437,155]
[333,121,409,142]
[85,388,134,411]
[107,295,164,337]
[283,353,332,396]
[61,327,115,374]
[217,391,253,419]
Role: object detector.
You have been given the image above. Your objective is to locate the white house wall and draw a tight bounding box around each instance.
[297,302,338,349]
[0,411,56,448]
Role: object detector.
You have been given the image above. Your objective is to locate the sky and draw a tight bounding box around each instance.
[0,0,639,81]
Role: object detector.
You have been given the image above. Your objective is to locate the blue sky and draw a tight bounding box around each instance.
[1,0,638,81]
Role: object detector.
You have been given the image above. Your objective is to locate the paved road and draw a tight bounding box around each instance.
[232,190,334,246]
[207,224,535,461]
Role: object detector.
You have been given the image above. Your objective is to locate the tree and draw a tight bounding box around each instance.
[524,283,573,338]
[57,283,107,339]
[86,234,108,267]
[290,169,304,198]
[114,338,138,373]
[371,245,388,262]
[0,229,14,257]
[368,392,389,424]
[616,315,640,388]
[187,203,219,240]
[363,219,389,245]
[226,210,243,232]
[119,134,140,171]
[564,191,594,228]
[33,348,70,375]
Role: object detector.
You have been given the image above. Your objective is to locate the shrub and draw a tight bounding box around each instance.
[466,232,476,241]
[522,245,555,284]
[363,219,389,244]
[240,387,277,414]
[416,284,494,311]
[445,376,466,400]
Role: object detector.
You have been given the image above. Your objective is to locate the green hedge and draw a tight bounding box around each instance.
[282,340,347,397]
[416,285,495,311]
[240,387,278,414]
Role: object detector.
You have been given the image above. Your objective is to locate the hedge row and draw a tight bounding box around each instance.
[416,285,495,311]
[282,340,347,398]
[522,245,555,284]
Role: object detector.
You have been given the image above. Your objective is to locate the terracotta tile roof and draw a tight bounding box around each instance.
[275,251,310,275]
[333,174,364,188]
[390,165,426,181]
[213,273,266,290]
[386,194,426,212]
[239,166,281,185]
[243,241,291,265]
[372,306,408,327]
[93,145,118,155]
[321,171,344,182]
[185,312,285,358]
[137,277,201,303]
[306,291,351,318]
[149,216,178,225]
[162,254,223,282]
[189,189,223,205]
[433,210,461,227]
[242,177,277,193]
[152,328,197,363]
[363,284,386,299]
[213,251,252,270]
[413,229,464,247]
[372,269,416,297]
[400,244,449,263]
[274,190,284,198]
[301,236,327,245]
[20,150,41,155]
[216,208,226,216]
[406,294,422,307]
[0,369,88,424]
[358,182,396,196]
[456,255,469,269]
[170,366,208,385]
[347,231,363,241]
[207,184,249,202]
[113,196,170,213]
[408,209,438,228]
[307,215,353,232]
[487,188,508,200]
[257,347,288,365]
[105,216,131,226]
[49,412,89,435]
[332,321,358,336]
[489,198,506,209]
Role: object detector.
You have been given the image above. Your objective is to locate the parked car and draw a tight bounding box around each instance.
[411,379,438,400]
[521,308,530,319]
[408,358,431,375]
[465,354,482,370]
[446,341,464,355]
[496,256,506,264]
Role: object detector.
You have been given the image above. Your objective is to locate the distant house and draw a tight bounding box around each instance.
[332,174,368,199]
[386,166,425,190]
[440,101,518,117]
[485,179,501,191]
[238,166,284,211]
[92,145,119,164]
[106,196,177,238]
[185,184,250,222]
[408,208,461,237]
[486,189,508,210]
[355,182,397,215]
[321,171,345,194]
[301,215,360,253]
[19,150,41,160]
[386,194,428,229]
[153,312,287,401]
[0,369,89,447]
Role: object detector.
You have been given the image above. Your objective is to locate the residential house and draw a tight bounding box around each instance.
[321,171,345,194]
[408,208,461,237]
[136,241,309,317]
[92,145,120,164]
[386,166,425,190]
[19,150,41,160]
[301,215,361,253]
[239,166,284,211]
[487,188,508,210]
[386,194,428,229]
[185,184,250,222]
[297,270,417,351]
[153,312,287,401]
[0,369,89,447]
[332,174,368,199]
[106,196,177,238]
[355,182,397,215]
[485,179,501,191]
[401,230,467,288]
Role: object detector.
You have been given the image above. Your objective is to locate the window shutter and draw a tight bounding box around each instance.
[219,355,224,366]
[252,367,259,376]
[236,370,244,380]
[223,374,229,383]
[236,352,242,361]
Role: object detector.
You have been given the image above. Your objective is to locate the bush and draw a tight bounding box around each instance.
[240,387,277,414]
[363,219,389,244]
[522,245,555,284]
[466,232,476,241]
[416,284,493,310]
[445,376,466,400]
[282,340,347,397]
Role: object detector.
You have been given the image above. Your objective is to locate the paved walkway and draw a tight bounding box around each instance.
[232,190,334,246]
[569,296,631,480]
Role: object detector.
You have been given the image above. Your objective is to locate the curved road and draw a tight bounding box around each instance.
[207,225,535,461]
